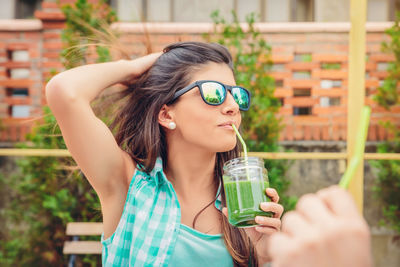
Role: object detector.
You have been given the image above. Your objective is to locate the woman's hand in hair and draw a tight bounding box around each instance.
[267,186,372,267]
[120,52,162,86]
[222,188,283,264]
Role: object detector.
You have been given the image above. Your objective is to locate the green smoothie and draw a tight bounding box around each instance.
[224,179,273,227]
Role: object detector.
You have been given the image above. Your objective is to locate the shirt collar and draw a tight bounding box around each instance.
[137,157,168,187]
[150,157,169,187]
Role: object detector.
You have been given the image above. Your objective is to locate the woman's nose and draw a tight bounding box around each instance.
[222,91,240,114]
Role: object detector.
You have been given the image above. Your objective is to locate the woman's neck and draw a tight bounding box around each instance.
[165,147,217,201]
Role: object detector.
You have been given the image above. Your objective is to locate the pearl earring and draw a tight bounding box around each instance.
[168,122,176,130]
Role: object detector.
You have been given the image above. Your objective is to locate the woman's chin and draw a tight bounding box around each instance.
[215,141,237,153]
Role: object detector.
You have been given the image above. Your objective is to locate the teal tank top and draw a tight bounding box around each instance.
[168,223,234,266]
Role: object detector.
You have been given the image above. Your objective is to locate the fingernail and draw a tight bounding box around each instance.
[255,216,264,223]
[260,202,269,209]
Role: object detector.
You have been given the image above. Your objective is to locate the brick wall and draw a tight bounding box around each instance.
[113,22,399,142]
[261,24,399,142]
[0,19,42,142]
[0,0,398,143]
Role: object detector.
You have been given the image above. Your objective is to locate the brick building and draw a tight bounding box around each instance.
[0,0,399,143]
[1,0,397,22]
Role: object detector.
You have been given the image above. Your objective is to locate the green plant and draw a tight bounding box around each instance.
[298,54,312,62]
[321,63,341,70]
[204,10,297,211]
[0,108,102,266]
[61,0,118,69]
[0,0,116,266]
[371,12,400,235]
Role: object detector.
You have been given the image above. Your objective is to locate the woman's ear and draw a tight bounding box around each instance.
[158,104,175,129]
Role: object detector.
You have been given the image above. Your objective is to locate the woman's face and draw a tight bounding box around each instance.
[169,62,241,153]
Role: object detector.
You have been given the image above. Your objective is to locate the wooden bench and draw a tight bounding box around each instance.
[63,222,103,267]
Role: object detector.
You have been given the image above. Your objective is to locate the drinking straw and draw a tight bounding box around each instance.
[232,124,248,160]
[339,106,371,189]
[232,124,250,180]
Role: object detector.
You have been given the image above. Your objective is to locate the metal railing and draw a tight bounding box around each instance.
[0,149,399,160]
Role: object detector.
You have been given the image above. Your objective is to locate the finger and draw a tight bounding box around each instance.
[296,194,333,223]
[255,216,281,231]
[317,185,361,219]
[222,207,228,218]
[281,211,312,237]
[260,202,284,218]
[266,188,280,203]
[146,51,163,59]
[133,52,162,74]
[255,225,279,235]
[137,52,161,64]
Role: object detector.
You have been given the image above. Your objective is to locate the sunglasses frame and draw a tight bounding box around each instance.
[171,80,251,111]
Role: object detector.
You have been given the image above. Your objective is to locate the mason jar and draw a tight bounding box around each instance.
[223,157,273,227]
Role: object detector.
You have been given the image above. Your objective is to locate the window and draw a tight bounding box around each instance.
[291,0,314,22]
[293,106,312,115]
[15,0,43,19]
[113,0,316,22]
[293,88,311,97]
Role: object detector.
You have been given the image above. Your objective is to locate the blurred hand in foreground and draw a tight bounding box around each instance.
[267,185,372,267]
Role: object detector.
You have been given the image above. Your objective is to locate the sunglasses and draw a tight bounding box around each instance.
[171,80,251,111]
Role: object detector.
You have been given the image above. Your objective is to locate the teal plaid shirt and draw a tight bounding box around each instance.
[101,157,223,266]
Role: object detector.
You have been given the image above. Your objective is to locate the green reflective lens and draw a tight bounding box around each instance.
[232,87,249,109]
[202,82,225,104]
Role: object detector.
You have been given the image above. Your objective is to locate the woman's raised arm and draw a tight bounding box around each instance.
[45,53,161,200]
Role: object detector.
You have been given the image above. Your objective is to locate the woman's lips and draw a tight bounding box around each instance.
[219,125,234,129]
[218,122,236,130]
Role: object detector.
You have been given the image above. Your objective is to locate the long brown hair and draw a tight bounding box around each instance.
[109,42,258,266]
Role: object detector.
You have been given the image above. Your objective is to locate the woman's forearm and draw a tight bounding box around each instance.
[46,60,133,103]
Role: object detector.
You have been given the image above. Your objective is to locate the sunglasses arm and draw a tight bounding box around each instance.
[171,82,198,100]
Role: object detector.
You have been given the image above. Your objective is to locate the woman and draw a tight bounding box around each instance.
[46,42,283,266]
